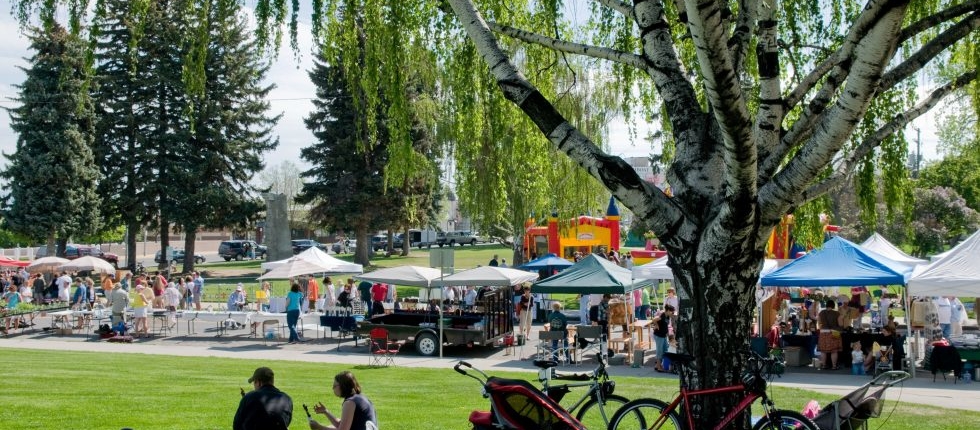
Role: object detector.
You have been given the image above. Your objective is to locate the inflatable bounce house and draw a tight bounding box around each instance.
[767,214,840,259]
[523,197,624,261]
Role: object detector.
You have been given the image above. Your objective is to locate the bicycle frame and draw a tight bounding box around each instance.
[656,384,765,430]
[537,355,615,419]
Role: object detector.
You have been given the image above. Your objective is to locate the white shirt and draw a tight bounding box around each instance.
[464,288,477,306]
[164,286,181,307]
[444,286,456,301]
[934,297,952,324]
[325,283,336,307]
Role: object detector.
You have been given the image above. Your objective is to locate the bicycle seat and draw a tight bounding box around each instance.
[664,352,695,364]
[533,359,559,369]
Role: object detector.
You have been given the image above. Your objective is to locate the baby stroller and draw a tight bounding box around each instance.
[454,361,586,430]
[871,345,893,377]
[811,370,910,430]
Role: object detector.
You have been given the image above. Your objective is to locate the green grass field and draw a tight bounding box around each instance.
[0,348,973,429]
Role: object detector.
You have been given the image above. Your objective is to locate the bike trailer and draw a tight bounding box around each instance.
[484,376,586,430]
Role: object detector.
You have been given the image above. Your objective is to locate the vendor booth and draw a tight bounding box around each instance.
[908,229,980,375]
[761,237,913,372]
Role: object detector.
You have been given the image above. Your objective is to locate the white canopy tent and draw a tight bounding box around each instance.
[908,229,980,296]
[354,265,442,287]
[860,232,926,268]
[257,247,363,279]
[431,266,539,287]
[259,247,363,274]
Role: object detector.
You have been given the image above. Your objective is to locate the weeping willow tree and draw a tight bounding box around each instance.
[13,0,979,426]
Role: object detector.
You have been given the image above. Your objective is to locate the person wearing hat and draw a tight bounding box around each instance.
[228,284,247,312]
[234,366,293,430]
[132,282,154,337]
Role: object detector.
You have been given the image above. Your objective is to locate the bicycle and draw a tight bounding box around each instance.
[533,353,630,429]
[607,351,818,430]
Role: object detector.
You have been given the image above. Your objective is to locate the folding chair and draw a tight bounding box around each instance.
[574,325,603,365]
[262,320,282,346]
[368,327,402,366]
[536,331,572,364]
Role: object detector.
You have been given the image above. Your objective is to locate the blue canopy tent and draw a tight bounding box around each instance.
[518,253,574,277]
[761,237,912,287]
[761,236,918,375]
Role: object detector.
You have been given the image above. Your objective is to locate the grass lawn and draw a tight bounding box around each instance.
[0,349,974,429]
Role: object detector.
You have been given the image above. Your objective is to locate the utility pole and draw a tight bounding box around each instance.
[915,127,922,179]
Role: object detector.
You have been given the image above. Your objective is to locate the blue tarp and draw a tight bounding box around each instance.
[761,236,911,287]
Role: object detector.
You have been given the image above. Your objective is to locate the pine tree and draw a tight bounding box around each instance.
[135,0,192,267]
[0,23,101,253]
[297,49,391,266]
[171,0,280,272]
[91,0,156,271]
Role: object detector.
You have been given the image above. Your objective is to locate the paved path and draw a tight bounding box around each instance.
[4,318,978,413]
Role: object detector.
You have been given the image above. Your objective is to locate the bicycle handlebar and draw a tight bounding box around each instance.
[454,361,472,375]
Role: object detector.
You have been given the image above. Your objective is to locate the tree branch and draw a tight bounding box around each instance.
[595,0,633,16]
[764,0,895,178]
[685,0,756,200]
[728,0,757,73]
[444,0,693,243]
[898,0,980,45]
[880,11,980,91]
[487,21,649,70]
[754,2,782,181]
[802,71,976,203]
[760,1,908,224]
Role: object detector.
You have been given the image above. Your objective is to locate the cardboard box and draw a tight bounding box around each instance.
[56,328,73,336]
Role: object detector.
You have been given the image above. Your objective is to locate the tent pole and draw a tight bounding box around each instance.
[904,288,915,378]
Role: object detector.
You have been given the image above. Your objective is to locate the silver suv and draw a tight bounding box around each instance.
[441,231,483,247]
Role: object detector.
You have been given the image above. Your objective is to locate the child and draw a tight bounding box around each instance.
[850,341,865,375]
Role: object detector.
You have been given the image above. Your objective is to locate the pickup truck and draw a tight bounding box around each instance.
[355,287,513,356]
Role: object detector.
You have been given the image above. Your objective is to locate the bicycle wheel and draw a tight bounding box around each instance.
[574,393,629,429]
[751,409,819,430]
[607,398,683,430]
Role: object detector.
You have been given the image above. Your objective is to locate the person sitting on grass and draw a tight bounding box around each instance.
[309,370,378,430]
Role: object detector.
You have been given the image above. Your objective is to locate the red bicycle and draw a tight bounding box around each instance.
[607,351,818,430]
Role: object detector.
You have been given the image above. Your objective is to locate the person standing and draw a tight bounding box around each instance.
[56,272,72,302]
[652,304,674,372]
[308,276,321,312]
[370,283,387,317]
[639,288,651,320]
[255,282,271,312]
[488,254,499,267]
[950,297,965,336]
[193,271,204,310]
[133,283,153,337]
[578,294,590,325]
[323,277,336,309]
[234,367,293,430]
[817,299,843,370]
[107,282,129,327]
[285,283,304,343]
[3,284,23,334]
[309,371,377,430]
[934,296,952,339]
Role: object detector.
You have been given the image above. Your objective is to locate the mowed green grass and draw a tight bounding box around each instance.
[0,349,976,429]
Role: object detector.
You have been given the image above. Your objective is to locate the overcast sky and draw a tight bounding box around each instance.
[0,2,941,177]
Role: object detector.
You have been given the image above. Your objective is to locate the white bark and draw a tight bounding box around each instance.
[487,22,649,70]
[760,1,908,223]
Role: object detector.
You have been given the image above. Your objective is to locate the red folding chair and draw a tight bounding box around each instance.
[368,327,402,366]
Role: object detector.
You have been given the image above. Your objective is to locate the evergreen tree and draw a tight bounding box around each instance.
[91,0,156,271]
[0,23,100,253]
[297,49,391,266]
[172,0,279,272]
[136,0,192,267]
